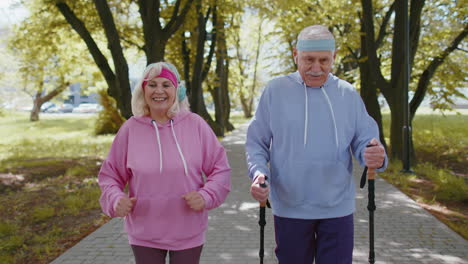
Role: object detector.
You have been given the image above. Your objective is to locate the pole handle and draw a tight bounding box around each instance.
[259,182,267,207]
[368,168,376,180]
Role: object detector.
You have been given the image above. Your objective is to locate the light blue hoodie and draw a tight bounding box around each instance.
[246,71,388,219]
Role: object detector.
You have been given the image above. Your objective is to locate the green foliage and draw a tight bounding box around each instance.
[62,186,101,216]
[31,225,63,256]
[379,160,413,192]
[0,221,18,238]
[31,206,55,223]
[65,165,93,178]
[0,234,25,254]
[416,163,467,202]
[94,89,126,135]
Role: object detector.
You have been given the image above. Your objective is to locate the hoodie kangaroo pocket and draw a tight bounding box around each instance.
[274,160,350,207]
[126,195,206,243]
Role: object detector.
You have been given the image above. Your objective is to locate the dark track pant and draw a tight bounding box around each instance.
[274,214,354,264]
[131,244,203,264]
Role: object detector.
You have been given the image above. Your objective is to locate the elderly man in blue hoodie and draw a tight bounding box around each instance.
[246,25,388,263]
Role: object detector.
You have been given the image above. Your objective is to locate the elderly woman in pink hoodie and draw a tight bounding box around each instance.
[98,62,231,264]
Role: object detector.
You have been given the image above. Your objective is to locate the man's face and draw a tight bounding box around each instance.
[294,49,336,87]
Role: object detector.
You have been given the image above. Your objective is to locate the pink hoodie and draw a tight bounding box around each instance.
[98,111,231,250]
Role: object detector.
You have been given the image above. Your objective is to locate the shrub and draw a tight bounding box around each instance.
[94,89,125,135]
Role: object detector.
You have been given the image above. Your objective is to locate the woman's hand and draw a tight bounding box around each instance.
[183,191,206,211]
[114,196,137,217]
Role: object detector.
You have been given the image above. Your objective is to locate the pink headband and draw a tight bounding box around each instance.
[142,67,178,89]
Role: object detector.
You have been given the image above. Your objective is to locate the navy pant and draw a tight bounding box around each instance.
[274,214,354,264]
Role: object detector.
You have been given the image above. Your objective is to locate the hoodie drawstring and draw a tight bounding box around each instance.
[151,120,163,173]
[151,120,188,176]
[303,83,339,151]
[321,88,339,150]
[304,82,308,147]
[170,120,188,176]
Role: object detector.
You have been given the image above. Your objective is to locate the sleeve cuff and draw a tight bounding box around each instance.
[375,156,388,172]
[252,170,268,182]
[198,189,212,210]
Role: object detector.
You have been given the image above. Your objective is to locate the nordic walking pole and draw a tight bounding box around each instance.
[367,167,376,264]
[360,143,377,264]
[258,178,268,264]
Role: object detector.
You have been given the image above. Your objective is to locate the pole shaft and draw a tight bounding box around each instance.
[368,179,376,264]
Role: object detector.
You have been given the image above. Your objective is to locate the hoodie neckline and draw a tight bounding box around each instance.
[133,111,191,127]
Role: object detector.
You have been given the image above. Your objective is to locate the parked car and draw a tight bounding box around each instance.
[72,103,102,113]
[44,105,60,113]
[41,102,56,112]
[59,103,74,113]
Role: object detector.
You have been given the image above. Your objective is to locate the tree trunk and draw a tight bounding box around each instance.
[359,0,388,150]
[181,0,221,133]
[359,66,387,150]
[222,59,234,131]
[29,79,69,122]
[233,21,250,118]
[246,18,264,119]
[388,98,415,161]
[30,96,42,122]
[94,0,132,118]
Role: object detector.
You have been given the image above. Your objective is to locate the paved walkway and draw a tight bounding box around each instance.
[51,122,467,264]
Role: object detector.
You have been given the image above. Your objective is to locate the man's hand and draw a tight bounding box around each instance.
[250,174,269,203]
[364,138,386,169]
[183,191,206,211]
[114,196,137,217]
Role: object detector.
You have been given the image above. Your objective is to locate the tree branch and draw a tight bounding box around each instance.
[410,24,468,119]
[55,2,115,85]
[201,4,216,82]
[409,0,425,67]
[121,36,145,51]
[361,0,387,90]
[164,0,194,37]
[181,32,191,94]
[375,2,394,49]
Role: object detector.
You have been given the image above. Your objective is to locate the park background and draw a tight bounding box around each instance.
[0,0,466,263]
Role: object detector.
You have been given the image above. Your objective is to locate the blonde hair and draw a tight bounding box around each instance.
[131,62,190,117]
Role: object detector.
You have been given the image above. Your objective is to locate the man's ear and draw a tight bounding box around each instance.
[293,48,298,64]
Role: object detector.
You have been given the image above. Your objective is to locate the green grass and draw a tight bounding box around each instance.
[229,111,251,127]
[0,112,113,264]
[0,112,113,161]
[379,112,468,239]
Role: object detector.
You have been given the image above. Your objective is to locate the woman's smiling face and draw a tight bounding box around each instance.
[144,76,176,120]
